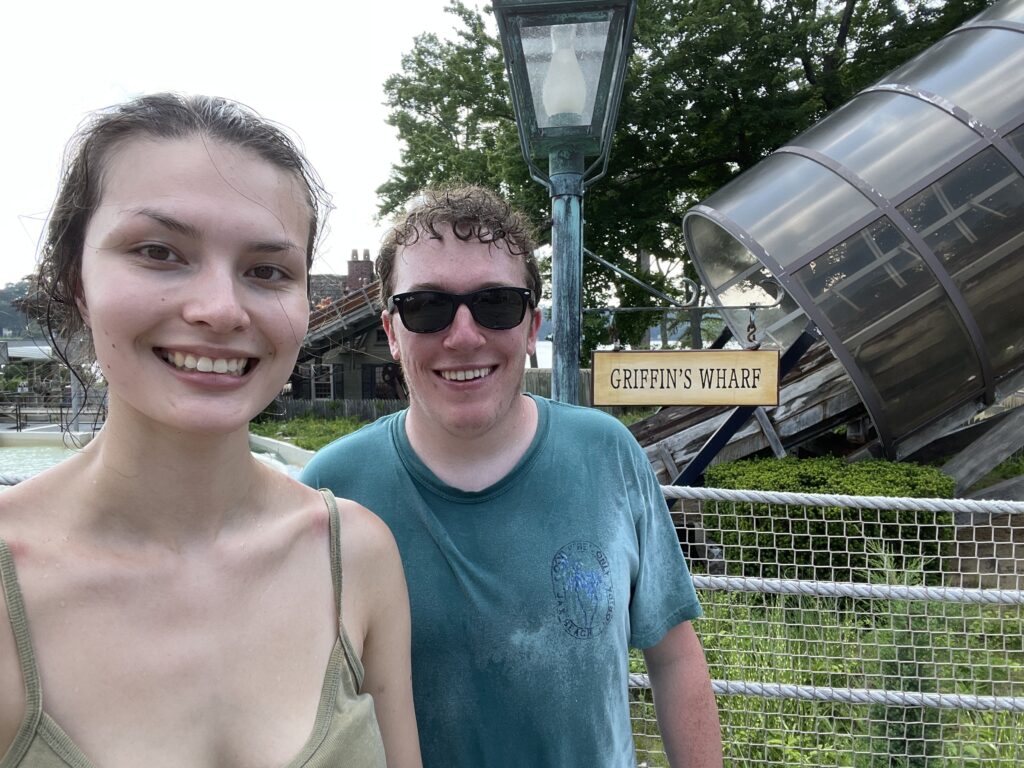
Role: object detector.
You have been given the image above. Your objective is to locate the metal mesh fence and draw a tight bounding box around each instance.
[631,487,1024,767]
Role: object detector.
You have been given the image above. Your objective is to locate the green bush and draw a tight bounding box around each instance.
[701,458,956,582]
[249,415,365,451]
[705,457,955,498]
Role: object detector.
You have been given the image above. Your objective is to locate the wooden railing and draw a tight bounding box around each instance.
[307,283,382,335]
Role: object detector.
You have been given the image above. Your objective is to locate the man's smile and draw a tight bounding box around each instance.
[439,367,495,382]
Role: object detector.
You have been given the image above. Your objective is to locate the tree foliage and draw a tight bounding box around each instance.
[379,2,543,214]
[379,0,990,360]
[0,280,31,337]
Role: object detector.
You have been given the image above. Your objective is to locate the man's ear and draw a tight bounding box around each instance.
[526,307,541,357]
[382,308,401,361]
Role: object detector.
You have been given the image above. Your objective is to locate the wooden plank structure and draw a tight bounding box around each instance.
[943,406,1024,495]
[300,282,382,362]
[628,341,868,484]
[628,339,1024,501]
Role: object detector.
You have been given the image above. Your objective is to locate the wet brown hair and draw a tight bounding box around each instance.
[37,92,331,345]
[377,184,541,301]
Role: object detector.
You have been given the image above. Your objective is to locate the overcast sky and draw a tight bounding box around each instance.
[0,0,475,287]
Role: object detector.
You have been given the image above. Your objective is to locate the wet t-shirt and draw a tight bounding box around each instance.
[302,396,701,767]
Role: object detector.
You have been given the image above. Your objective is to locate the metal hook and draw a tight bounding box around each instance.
[746,305,760,349]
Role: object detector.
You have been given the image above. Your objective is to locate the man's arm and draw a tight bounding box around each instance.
[642,620,723,768]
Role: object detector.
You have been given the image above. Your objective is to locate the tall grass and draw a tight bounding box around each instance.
[631,556,1024,766]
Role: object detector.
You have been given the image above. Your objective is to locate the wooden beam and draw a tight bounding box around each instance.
[754,408,786,458]
[943,406,1024,494]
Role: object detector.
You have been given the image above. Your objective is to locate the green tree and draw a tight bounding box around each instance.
[378,1,544,216]
[379,0,990,360]
[0,280,32,336]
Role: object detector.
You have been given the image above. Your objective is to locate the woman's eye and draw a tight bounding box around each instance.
[136,244,181,263]
[249,264,289,282]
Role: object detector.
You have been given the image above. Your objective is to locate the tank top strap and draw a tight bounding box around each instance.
[322,489,344,627]
[320,490,366,689]
[0,539,44,749]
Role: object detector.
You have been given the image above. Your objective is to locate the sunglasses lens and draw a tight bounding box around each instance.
[394,288,530,332]
[471,288,528,330]
[399,292,455,333]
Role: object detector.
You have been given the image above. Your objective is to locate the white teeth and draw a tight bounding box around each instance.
[441,368,492,382]
[163,351,250,376]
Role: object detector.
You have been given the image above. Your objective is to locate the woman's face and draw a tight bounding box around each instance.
[78,136,311,435]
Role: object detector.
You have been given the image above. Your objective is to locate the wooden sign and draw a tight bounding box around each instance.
[592,349,780,407]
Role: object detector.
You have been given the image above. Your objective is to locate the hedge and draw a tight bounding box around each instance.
[701,457,956,583]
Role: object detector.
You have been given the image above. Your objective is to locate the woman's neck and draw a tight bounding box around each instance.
[66,407,273,551]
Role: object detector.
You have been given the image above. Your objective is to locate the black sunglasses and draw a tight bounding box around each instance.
[388,287,534,333]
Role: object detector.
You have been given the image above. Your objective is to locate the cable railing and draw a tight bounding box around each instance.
[630,486,1024,767]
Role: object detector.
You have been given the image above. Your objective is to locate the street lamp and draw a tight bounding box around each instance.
[493,0,638,404]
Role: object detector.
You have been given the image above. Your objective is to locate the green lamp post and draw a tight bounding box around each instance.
[492,0,638,404]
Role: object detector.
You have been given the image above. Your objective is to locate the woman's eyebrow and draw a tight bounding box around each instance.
[249,239,303,255]
[131,207,202,240]
[129,206,301,254]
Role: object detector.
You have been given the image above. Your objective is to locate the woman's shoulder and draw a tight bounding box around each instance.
[264,474,397,567]
[333,494,403,608]
[329,493,406,656]
[335,494,399,563]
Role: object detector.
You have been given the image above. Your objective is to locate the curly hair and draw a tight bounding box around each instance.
[37,92,331,348]
[377,184,541,301]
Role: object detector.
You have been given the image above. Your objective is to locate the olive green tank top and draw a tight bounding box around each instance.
[0,490,386,768]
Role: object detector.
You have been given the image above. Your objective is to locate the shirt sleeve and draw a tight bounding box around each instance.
[624,433,702,649]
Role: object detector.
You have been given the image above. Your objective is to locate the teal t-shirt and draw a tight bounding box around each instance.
[300,396,701,767]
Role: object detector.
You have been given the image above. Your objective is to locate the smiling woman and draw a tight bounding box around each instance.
[76,136,312,435]
[0,94,420,768]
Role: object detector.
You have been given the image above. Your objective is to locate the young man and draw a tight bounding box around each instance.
[301,185,722,767]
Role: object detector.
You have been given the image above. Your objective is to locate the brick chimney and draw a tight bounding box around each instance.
[347,248,374,289]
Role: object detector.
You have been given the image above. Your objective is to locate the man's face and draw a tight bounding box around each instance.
[382,226,540,440]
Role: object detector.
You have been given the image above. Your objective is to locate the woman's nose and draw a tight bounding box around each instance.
[181,266,251,333]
